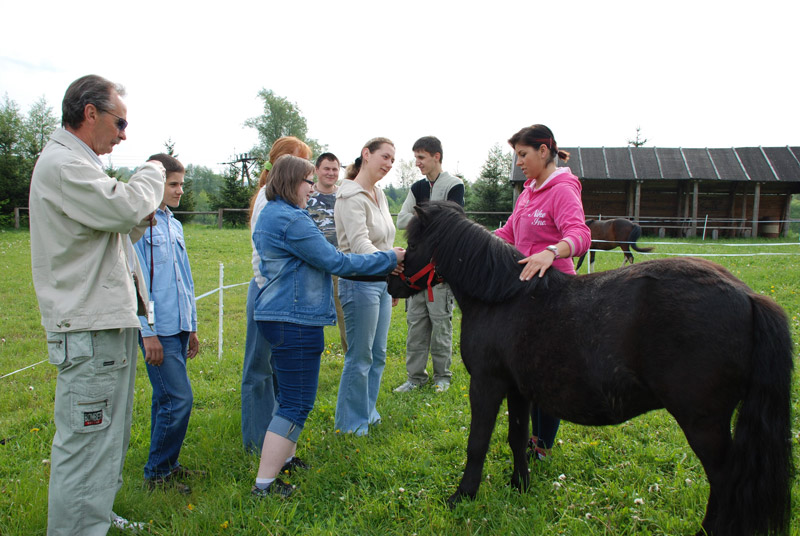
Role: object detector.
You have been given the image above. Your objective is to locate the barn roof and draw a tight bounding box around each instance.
[511,146,800,183]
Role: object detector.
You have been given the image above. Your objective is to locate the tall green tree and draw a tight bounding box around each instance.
[209,168,254,227]
[245,89,324,166]
[22,97,59,160]
[0,95,25,225]
[466,144,514,227]
[0,94,57,226]
[0,94,23,155]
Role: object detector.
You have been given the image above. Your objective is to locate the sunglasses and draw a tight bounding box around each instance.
[302,179,315,186]
[104,110,128,132]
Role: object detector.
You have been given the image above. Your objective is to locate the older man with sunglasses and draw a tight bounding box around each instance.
[29,74,166,535]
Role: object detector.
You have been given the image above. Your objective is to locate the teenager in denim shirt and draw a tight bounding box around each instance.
[250,155,405,497]
[134,153,203,494]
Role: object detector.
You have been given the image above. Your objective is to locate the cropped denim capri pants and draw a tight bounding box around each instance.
[256,321,324,442]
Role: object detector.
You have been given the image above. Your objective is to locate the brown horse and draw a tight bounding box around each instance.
[387,201,794,536]
[575,218,654,271]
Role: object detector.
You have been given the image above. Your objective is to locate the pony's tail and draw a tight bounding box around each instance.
[717,295,793,536]
[628,225,654,252]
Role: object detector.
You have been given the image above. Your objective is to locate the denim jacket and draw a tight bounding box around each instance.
[253,197,397,326]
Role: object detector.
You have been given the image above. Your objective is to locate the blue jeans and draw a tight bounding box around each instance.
[531,407,560,449]
[257,321,324,442]
[141,332,193,479]
[241,278,277,452]
[334,279,391,436]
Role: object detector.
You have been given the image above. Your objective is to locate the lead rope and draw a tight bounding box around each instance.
[146,219,155,326]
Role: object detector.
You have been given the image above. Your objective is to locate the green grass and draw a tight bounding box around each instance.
[0,227,798,535]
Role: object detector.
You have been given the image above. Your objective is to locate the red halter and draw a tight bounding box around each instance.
[398,260,442,302]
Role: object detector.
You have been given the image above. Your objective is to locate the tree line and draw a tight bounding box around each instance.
[1,89,516,228]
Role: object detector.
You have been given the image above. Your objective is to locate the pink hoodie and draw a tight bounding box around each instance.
[495,167,590,275]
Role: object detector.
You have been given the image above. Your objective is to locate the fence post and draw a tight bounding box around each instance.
[14,207,20,229]
[218,263,224,361]
[218,209,224,229]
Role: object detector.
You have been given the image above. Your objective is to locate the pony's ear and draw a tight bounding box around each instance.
[414,203,430,226]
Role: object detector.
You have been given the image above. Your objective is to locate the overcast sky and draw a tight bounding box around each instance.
[2,0,797,186]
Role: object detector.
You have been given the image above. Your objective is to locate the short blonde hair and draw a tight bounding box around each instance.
[264,155,315,207]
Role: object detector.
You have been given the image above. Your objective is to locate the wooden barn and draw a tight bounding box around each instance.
[511,146,800,238]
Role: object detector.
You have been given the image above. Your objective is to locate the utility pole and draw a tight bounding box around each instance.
[220,152,259,186]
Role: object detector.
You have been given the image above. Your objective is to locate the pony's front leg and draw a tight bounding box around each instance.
[448,376,506,508]
[506,389,530,492]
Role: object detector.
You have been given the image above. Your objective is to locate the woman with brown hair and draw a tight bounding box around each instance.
[242,136,312,453]
[250,155,404,496]
[333,137,399,436]
[495,124,591,460]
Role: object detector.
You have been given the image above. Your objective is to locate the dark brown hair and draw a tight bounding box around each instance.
[508,124,570,163]
[147,153,184,175]
[264,155,315,207]
[412,136,443,163]
[344,137,394,180]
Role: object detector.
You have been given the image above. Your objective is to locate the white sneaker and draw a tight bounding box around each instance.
[111,512,146,532]
[393,381,419,393]
[434,380,450,393]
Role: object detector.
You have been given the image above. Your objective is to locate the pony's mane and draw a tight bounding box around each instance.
[407,202,541,302]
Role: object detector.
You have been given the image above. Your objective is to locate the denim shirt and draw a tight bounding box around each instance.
[253,197,397,326]
[133,207,197,337]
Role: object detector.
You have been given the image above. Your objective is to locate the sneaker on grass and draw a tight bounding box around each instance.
[169,465,207,479]
[144,473,192,494]
[280,456,309,475]
[111,512,146,532]
[393,381,419,393]
[434,380,450,393]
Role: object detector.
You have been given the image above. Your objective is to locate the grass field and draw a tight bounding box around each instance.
[1,226,798,535]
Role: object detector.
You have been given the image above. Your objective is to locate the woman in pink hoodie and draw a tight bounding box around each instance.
[495,124,591,461]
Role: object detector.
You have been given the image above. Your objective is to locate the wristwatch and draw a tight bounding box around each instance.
[545,245,560,259]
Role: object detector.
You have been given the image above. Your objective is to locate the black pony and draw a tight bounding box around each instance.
[575,218,654,271]
[387,201,794,536]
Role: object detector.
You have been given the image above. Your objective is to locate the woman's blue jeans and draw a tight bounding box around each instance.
[334,279,391,436]
[257,321,324,443]
[531,408,560,449]
[241,278,277,452]
[142,331,193,479]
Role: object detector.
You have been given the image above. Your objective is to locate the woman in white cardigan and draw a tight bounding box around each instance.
[334,137,399,436]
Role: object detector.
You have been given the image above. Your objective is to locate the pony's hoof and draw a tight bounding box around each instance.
[446,492,461,510]
[510,475,530,492]
[447,489,475,509]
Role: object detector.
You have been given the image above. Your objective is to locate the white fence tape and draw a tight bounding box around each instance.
[3,238,799,378]
[0,359,48,379]
[2,263,249,379]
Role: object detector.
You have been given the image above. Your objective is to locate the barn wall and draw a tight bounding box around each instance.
[579,179,795,237]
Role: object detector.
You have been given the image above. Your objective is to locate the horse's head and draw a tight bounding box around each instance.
[387,201,464,299]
